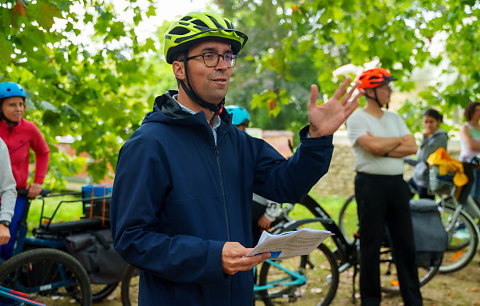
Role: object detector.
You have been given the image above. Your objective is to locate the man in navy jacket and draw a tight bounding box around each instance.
[111,11,362,305]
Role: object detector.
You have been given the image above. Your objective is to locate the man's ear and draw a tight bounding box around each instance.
[172,61,186,81]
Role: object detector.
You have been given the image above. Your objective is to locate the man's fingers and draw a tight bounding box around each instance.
[242,253,270,270]
[309,84,319,107]
[224,254,269,275]
[331,77,352,101]
[345,98,360,116]
[342,81,361,104]
[223,243,270,275]
[343,90,362,114]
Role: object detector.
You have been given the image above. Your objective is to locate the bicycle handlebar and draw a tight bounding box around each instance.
[16,189,52,198]
[462,155,480,167]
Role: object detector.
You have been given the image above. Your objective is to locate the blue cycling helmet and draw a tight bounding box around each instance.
[225,105,250,126]
[0,82,26,100]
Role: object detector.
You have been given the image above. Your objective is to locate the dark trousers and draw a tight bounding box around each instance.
[355,173,422,306]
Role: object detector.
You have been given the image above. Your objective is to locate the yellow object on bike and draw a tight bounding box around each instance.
[427,148,468,187]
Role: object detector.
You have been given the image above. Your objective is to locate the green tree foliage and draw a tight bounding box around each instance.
[2,0,479,186]
[216,0,480,135]
[1,0,176,186]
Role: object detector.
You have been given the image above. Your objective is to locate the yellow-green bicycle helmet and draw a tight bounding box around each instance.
[164,12,248,64]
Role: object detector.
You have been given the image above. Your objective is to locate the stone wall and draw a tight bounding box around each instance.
[261,130,294,159]
[312,131,356,197]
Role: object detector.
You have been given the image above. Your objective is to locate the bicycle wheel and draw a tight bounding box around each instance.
[379,246,439,294]
[257,244,338,306]
[0,248,92,306]
[120,264,139,306]
[438,203,479,273]
[91,283,118,302]
[338,194,358,243]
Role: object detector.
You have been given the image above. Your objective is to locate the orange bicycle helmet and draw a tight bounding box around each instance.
[358,68,397,89]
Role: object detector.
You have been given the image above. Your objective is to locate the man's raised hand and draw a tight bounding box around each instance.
[308,77,364,137]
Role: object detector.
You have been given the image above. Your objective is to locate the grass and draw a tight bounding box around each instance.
[282,194,353,251]
[290,196,341,219]
[26,193,85,233]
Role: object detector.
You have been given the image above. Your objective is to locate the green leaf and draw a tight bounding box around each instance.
[0,35,13,66]
[146,5,156,17]
[30,3,62,29]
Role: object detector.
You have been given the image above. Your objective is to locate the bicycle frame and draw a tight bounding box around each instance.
[253,259,307,292]
[253,195,357,305]
[465,195,480,220]
[0,286,45,306]
[437,195,480,241]
[298,195,357,268]
[4,190,106,304]
[14,192,111,255]
[13,194,69,255]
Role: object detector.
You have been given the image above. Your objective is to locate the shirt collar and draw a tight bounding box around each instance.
[173,95,221,129]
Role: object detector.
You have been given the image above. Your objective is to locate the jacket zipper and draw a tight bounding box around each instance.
[215,146,230,241]
[215,145,232,305]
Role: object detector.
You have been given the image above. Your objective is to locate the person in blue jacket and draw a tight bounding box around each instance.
[110,11,363,306]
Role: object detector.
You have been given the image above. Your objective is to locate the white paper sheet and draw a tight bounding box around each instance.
[246,228,333,259]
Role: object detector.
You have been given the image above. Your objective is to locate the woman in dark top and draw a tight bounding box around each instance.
[408,108,448,199]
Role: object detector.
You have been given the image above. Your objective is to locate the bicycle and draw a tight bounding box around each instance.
[0,248,91,305]
[253,202,339,306]
[0,189,118,305]
[27,189,121,301]
[339,182,479,274]
[0,189,93,305]
[428,158,480,273]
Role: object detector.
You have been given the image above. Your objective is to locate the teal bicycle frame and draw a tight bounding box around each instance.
[0,285,46,306]
[253,259,307,292]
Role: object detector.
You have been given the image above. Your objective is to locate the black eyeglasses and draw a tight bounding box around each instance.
[186,52,237,68]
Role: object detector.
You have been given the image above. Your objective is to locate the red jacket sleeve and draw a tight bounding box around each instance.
[30,124,50,184]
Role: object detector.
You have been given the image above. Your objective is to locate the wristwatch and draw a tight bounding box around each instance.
[0,220,11,228]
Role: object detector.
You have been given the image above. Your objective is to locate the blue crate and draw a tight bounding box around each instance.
[81,184,112,198]
[82,184,112,224]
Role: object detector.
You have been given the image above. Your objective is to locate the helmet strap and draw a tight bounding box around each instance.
[0,112,18,132]
[180,51,224,114]
[365,88,388,109]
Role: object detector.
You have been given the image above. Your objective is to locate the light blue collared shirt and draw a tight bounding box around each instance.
[173,95,222,145]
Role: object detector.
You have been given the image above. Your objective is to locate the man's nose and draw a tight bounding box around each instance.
[216,56,228,69]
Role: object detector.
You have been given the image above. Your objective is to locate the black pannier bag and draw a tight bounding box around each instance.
[66,229,128,284]
[409,199,448,268]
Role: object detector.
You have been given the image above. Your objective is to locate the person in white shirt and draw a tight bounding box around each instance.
[346,68,422,306]
[0,138,17,245]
